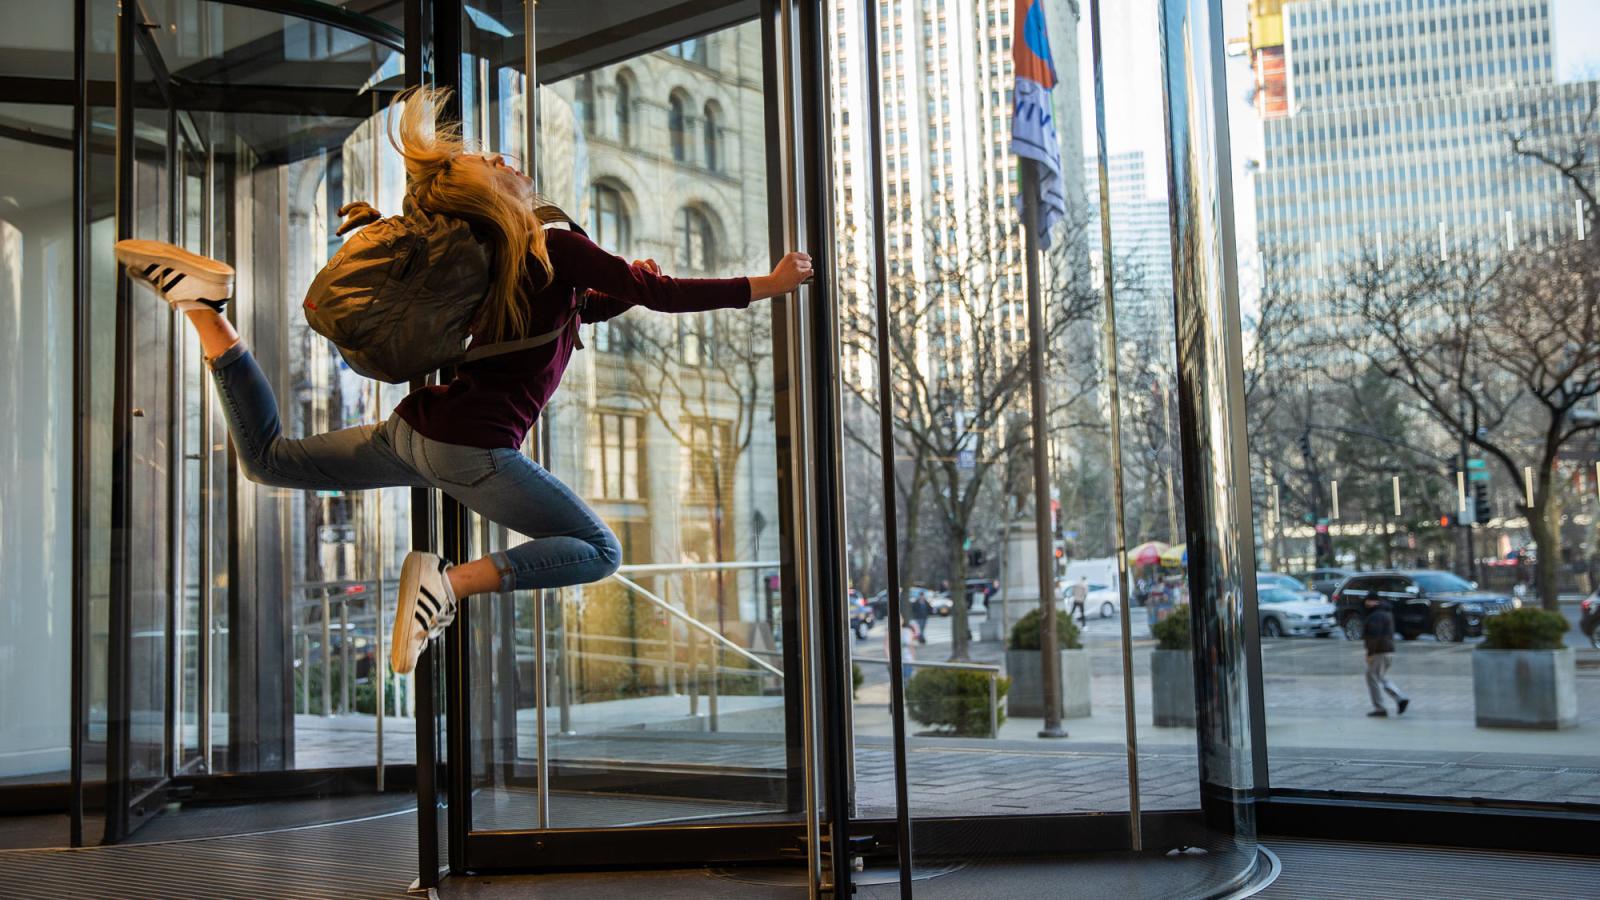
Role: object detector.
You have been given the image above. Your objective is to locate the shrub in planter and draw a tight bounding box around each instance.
[1149,605,1194,727]
[1152,604,1192,651]
[905,667,1011,737]
[1008,608,1082,650]
[1006,608,1088,718]
[1474,606,1576,730]
[1481,607,1568,650]
[852,663,864,700]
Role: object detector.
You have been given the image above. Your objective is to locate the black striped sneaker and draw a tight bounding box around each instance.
[113,239,235,312]
[391,551,458,676]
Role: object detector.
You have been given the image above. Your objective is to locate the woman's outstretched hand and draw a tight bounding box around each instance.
[749,251,814,301]
[336,201,382,235]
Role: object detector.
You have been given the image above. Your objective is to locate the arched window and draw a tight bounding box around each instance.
[614,73,633,144]
[590,183,630,255]
[576,74,596,135]
[668,91,689,163]
[676,206,715,272]
[702,101,722,172]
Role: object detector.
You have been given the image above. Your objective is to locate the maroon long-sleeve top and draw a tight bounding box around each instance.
[394,228,752,449]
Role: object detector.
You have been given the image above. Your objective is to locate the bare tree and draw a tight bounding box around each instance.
[1329,227,1600,610]
[837,192,1103,659]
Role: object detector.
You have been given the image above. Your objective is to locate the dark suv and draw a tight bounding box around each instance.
[1332,570,1516,642]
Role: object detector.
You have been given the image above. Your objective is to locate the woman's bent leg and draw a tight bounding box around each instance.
[433,447,622,593]
[209,343,424,490]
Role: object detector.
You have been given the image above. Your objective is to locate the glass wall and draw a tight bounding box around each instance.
[0,96,75,787]
[1231,0,1600,807]
[826,0,1255,893]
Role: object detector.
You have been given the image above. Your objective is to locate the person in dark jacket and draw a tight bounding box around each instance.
[1362,596,1409,717]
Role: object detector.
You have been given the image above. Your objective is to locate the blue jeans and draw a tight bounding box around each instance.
[210,343,621,592]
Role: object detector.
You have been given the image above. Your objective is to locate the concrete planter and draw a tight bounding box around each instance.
[1004,649,1090,719]
[1472,647,1577,730]
[1150,649,1196,728]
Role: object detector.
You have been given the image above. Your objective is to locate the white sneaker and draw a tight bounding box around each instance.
[114,239,235,312]
[391,551,458,676]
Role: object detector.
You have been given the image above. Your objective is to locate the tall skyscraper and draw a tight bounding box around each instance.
[1253,0,1597,303]
[828,0,1089,388]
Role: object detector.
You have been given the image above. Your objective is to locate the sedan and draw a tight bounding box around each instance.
[1085,583,1121,619]
[1303,567,1354,598]
[1258,571,1326,604]
[1257,586,1338,638]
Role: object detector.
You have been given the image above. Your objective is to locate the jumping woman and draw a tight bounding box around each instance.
[114,87,812,676]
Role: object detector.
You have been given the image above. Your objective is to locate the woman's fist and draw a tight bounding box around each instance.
[768,251,814,294]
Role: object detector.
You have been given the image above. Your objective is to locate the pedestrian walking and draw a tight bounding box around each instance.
[1069,575,1089,627]
[1363,595,1410,718]
[113,85,812,678]
[912,592,932,644]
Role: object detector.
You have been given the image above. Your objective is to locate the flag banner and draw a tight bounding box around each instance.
[1010,0,1067,248]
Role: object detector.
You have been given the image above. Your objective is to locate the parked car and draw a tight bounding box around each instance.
[1580,590,1599,650]
[1302,567,1355,598]
[1257,571,1324,604]
[848,589,874,640]
[1085,582,1121,619]
[869,586,941,621]
[927,591,955,617]
[1257,586,1337,638]
[1332,570,1516,642]
[964,578,998,609]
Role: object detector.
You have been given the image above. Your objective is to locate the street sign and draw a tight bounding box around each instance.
[1467,458,1489,482]
[957,448,976,470]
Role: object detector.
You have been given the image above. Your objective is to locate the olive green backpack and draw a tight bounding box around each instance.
[303,204,584,383]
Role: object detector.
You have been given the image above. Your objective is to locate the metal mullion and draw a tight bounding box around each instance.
[69,0,89,848]
[859,0,914,892]
[197,140,215,776]
[767,0,829,895]
[793,0,854,892]
[106,0,137,843]
[164,100,181,784]
[522,0,552,833]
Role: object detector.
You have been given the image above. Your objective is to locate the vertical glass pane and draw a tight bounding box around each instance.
[1085,2,1202,817]
[833,0,1136,830]
[126,37,175,795]
[470,15,790,832]
[1240,0,1600,804]
[0,101,75,789]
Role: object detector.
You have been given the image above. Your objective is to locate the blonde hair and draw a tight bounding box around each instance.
[390,85,553,343]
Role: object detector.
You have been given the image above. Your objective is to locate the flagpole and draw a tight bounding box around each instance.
[1022,158,1067,739]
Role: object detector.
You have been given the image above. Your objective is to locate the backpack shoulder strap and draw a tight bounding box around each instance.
[461,313,578,362]
[460,205,591,364]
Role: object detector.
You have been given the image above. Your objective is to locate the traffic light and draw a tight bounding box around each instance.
[967,549,987,568]
[1296,431,1313,460]
[1473,482,1491,525]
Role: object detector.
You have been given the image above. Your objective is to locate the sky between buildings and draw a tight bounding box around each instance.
[1072,0,1600,311]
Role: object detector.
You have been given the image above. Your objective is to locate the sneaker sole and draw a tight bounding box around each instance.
[391,553,426,676]
[114,239,236,290]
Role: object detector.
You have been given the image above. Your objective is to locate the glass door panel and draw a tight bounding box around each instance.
[462,6,802,841]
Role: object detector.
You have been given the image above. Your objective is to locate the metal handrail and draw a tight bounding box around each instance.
[608,573,784,678]
[617,560,780,574]
[851,655,1003,739]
